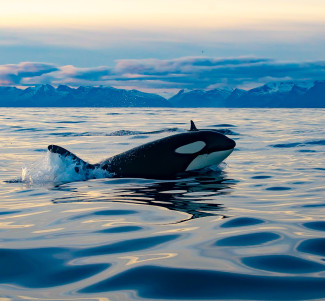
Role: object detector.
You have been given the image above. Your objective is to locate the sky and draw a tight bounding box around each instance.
[0,0,324,94]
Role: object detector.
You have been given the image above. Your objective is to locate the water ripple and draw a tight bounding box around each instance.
[49,127,184,137]
[297,238,325,256]
[303,221,325,231]
[81,265,325,300]
[76,234,180,257]
[215,232,281,246]
[0,247,109,288]
[272,139,325,148]
[220,217,264,228]
[242,255,325,274]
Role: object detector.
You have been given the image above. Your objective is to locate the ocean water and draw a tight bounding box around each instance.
[0,107,325,301]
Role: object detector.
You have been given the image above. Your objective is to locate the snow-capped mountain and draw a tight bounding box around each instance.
[0,81,324,107]
[169,81,325,107]
[169,88,232,107]
[248,81,314,95]
[228,81,323,107]
[0,85,170,107]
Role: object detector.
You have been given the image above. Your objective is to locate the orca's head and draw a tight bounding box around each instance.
[175,121,236,171]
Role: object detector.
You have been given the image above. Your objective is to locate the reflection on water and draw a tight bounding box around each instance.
[52,169,235,220]
[1,108,325,301]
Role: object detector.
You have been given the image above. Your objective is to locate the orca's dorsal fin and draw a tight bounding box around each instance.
[190,120,198,131]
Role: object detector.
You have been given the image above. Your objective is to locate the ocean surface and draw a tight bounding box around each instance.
[0,108,325,301]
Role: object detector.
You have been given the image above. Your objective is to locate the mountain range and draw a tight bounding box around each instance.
[0,81,324,107]
[0,85,169,107]
[169,81,325,108]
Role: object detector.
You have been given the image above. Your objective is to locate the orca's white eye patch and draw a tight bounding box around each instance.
[175,141,206,154]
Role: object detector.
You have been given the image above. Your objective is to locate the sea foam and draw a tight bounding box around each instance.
[22,151,111,185]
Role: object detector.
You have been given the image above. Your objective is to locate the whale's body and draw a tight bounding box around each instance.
[48,121,236,179]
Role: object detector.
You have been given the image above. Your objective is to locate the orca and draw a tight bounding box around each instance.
[48,121,236,180]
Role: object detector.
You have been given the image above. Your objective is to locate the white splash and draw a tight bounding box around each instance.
[22,151,111,186]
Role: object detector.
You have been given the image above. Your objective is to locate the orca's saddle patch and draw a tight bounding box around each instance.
[175,141,206,154]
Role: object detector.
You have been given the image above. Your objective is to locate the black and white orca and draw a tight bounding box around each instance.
[48,121,236,179]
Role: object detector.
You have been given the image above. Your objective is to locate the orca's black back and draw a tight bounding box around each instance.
[102,131,233,179]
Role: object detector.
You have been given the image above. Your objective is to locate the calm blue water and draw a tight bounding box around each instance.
[1,108,325,300]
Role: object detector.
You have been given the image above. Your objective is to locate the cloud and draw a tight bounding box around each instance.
[112,57,325,90]
[0,62,58,85]
[114,57,272,76]
[1,57,324,94]
[58,65,112,80]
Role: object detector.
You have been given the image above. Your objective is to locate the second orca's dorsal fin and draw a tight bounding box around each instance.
[190,120,198,131]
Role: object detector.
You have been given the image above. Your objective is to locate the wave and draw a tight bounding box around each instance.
[19,152,112,186]
[213,129,239,135]
[13,127,45,132]
[272,139,325,148]
[211,124,237,127]
[49,127,184,137]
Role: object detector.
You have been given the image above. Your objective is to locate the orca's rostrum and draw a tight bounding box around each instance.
[48,121,236,179]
